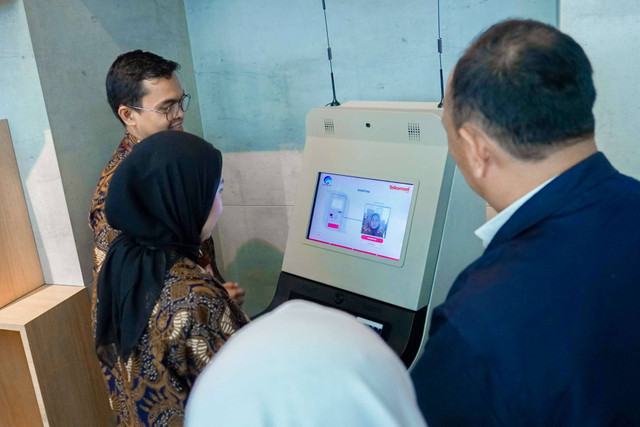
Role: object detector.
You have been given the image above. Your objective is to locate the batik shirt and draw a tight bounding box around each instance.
[100,258,249,426]
[88,134,226,328]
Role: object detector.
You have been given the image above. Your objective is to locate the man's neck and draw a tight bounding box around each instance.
[487,138,598,212]
[124,125,143,142]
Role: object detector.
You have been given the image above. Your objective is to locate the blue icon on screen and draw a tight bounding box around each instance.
[324,176,333,185]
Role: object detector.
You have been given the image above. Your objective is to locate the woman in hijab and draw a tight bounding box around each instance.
[94,130,249,426]
[185,300,427,427]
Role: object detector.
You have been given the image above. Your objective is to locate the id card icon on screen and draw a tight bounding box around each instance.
[327,193,347,230]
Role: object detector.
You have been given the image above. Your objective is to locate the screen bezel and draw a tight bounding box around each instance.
[304,171,420,267]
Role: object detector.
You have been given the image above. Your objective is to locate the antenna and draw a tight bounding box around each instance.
[322,0,340,106]
[437,0,445,108]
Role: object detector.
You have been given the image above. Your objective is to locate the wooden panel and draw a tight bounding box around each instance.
[0,284,83,329]
[0,330,44,427]
[0,285,114,426]
[0,119,44,308]
[25,286,113,426]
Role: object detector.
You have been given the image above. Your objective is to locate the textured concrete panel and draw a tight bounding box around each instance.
[216,205,294,317]
[221,150,303,207]
[185,0,556,153]
[561,0,640,179]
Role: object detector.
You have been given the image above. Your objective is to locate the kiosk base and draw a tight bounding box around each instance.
[260,271,428,367]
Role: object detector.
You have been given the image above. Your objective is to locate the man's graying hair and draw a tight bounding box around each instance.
[449,19,596,160]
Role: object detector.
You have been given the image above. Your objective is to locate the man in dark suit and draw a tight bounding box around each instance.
[410,19,640,426]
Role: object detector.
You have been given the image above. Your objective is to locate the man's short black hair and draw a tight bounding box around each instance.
[106,50,179,125]
[450,19,596,160]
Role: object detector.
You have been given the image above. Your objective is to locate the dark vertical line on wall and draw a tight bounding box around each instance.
[437,0,445,108]
[322,0,340,106]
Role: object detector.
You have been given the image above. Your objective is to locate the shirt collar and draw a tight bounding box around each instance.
[474,176,556,248]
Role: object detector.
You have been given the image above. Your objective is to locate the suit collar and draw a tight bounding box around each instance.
[488,152,617,249]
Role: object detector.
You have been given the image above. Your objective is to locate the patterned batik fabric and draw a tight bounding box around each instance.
[197,236,226,283]
[88,134,226,334]
[89,134,139,326]
[100,258,249,426]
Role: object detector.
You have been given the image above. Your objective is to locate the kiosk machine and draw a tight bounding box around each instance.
[263,101,485,369]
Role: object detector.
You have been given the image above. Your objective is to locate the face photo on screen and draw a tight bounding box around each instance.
[361,205,390,238]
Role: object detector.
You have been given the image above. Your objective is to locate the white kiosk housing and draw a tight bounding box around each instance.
[263,101,485,368]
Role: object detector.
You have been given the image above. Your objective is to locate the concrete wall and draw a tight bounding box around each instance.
[560,0,640,179]
[0,0,82,286]
[15,1,628,318]
[17,0,204,287]
[184,0,557,316]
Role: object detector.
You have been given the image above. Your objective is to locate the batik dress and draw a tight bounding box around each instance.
[100,258,249,426]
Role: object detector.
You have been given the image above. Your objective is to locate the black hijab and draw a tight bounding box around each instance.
[95,130,223,361]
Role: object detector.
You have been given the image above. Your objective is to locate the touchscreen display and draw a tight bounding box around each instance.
[307,172,414,261]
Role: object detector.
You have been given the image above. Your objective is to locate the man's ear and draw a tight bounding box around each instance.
[458,122,493,180]
[117,105,136,127]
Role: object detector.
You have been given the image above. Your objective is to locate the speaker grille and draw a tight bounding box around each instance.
[324,119,335,134]
[408,122,420,141]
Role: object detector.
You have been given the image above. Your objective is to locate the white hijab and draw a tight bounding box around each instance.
[185,300,426,427]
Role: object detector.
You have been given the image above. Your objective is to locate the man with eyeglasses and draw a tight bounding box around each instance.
[89,50,245,331]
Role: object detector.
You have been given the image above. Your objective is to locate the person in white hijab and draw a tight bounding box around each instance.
[185,299,427,427]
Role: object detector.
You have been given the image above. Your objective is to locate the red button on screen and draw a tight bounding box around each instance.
[361,235,383,243]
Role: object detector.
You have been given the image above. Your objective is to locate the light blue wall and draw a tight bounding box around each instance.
[2,0,637,317]
[185,0,557,153]
[0,1,49,177]
[0,0,64,282]
[1,0,558,309]
[560,0,640,179]
[184,0,557,316]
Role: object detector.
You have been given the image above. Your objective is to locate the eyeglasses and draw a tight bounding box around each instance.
[127,93,191,121]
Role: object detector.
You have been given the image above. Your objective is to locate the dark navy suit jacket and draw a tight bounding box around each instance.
[411,153,640,426]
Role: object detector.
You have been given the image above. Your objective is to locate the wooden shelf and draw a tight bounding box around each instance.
[0,120,113,425]
[0,285,113,426]
[0,119,44,309]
